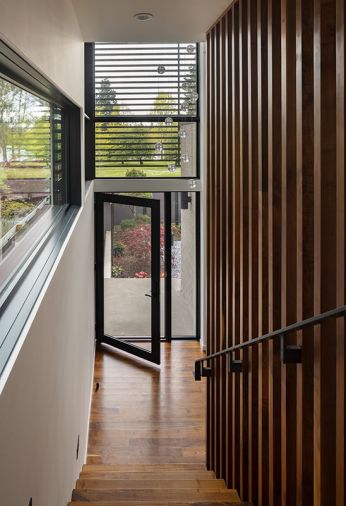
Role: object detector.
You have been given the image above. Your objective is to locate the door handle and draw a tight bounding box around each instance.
[145,293,152,298]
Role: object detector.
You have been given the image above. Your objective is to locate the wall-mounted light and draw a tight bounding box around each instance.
[133,12,154,21]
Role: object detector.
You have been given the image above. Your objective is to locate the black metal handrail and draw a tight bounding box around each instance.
[194,305,346,380]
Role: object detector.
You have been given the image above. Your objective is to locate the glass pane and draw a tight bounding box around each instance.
[171,192,196,337]
[95,43,198,118]
[114,192,166,338]
[95,121,196,178]
[0,77,64,290]
[94,43,198,179]
[104,201,153,351]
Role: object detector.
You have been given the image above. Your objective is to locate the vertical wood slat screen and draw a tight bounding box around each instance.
[206,1,345,505]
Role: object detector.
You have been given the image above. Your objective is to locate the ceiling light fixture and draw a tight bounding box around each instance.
[134,12,154,21]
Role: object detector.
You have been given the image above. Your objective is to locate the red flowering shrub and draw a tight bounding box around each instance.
[112,223,168,278]
[135,271,149,278]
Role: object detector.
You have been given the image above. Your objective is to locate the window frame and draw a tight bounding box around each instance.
[85,42,200,180]
[0,40,82,378]
[0,40,81,205]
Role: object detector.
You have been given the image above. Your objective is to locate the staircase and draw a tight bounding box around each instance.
[68,344,249,505]
[69,463,247,505]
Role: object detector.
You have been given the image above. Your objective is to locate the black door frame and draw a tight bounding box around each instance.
[164,191,201,341]
[95,192,161,364]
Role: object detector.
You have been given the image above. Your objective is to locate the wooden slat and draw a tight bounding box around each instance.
[239,0,250,499]
[320,1,337,504]
[267,0,282,504]
[247,1,259,502]
[214,20,222,479]
[297,0,315,504]
[313,0,322,503]
[219,11,228,482]
[206,30,212,473]
[208,26,216,474]
[335,2,345,506]
[281,1,298,504]
[231,1,241,493]
[226,5,235,489]
[205,1,344,505]
[257,1,269,504]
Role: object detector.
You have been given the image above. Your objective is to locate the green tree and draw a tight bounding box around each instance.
[18,116,51,166]
[150,92,179,168]
[95,78,119,117]
[0,167,8,193]
[0,78,47,169]
[0,79,25,163]
[152,92,176,116]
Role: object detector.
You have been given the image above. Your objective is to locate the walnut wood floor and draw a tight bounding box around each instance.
[68,342,245,505]
[87,341,206,466]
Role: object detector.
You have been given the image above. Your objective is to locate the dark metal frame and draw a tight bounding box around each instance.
[167,191,201,341]
[95,193,161,364]
[95,191,201,356]
[164,193,172,341]
[195,192,201,340]
[0,40,81,205]
[84,42,200,180]
[0,206,79,377]
[84,43,95,181]
[194,305,346,380]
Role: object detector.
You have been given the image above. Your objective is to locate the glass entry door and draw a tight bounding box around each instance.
[95,193,161,364]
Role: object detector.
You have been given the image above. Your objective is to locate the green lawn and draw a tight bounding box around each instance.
[95,167,182,178]
[2,167,184,179]
[4,168,50,179]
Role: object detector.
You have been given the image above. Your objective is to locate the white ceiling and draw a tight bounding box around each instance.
[71,0,232,42]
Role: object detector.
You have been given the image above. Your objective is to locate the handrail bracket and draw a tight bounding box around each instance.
[229,356,243,373]
[280,335,302,364]
[194,361,212,381]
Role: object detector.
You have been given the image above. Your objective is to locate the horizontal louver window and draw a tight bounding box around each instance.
[95,122,196,177]
[94,43,199,178]
[95,43,198,117]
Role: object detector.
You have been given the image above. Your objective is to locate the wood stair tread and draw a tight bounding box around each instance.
[83,464,208,472]
[79,472,216,480]
[69,502,247,506]
[70,345,245,506]
[76,479,227,490]
[76,478,226,490]
[71,489,241,502]
[69,502,248,506]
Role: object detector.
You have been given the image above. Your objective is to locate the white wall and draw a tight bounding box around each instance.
[0,0,84,105]
[0,184,95,506]
[0,3,94,505]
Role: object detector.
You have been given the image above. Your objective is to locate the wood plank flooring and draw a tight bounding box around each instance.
[68,342,245,505]
[87,342,206,466]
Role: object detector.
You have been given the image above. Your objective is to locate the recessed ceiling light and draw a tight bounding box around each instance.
[134,12,154,21]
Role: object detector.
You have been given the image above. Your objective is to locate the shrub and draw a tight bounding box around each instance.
[135,271,149,278]
[1,199,35,220]
[112,265,124,278]
[113,241,125,257]
[137,214,151,224]
[120,214,151,231]
[112,223,165,279]
[125,168,147,178]
[171,223,181,240]
[120,218,137,231]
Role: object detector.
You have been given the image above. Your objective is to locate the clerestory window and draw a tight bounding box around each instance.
[91,43,199,178]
